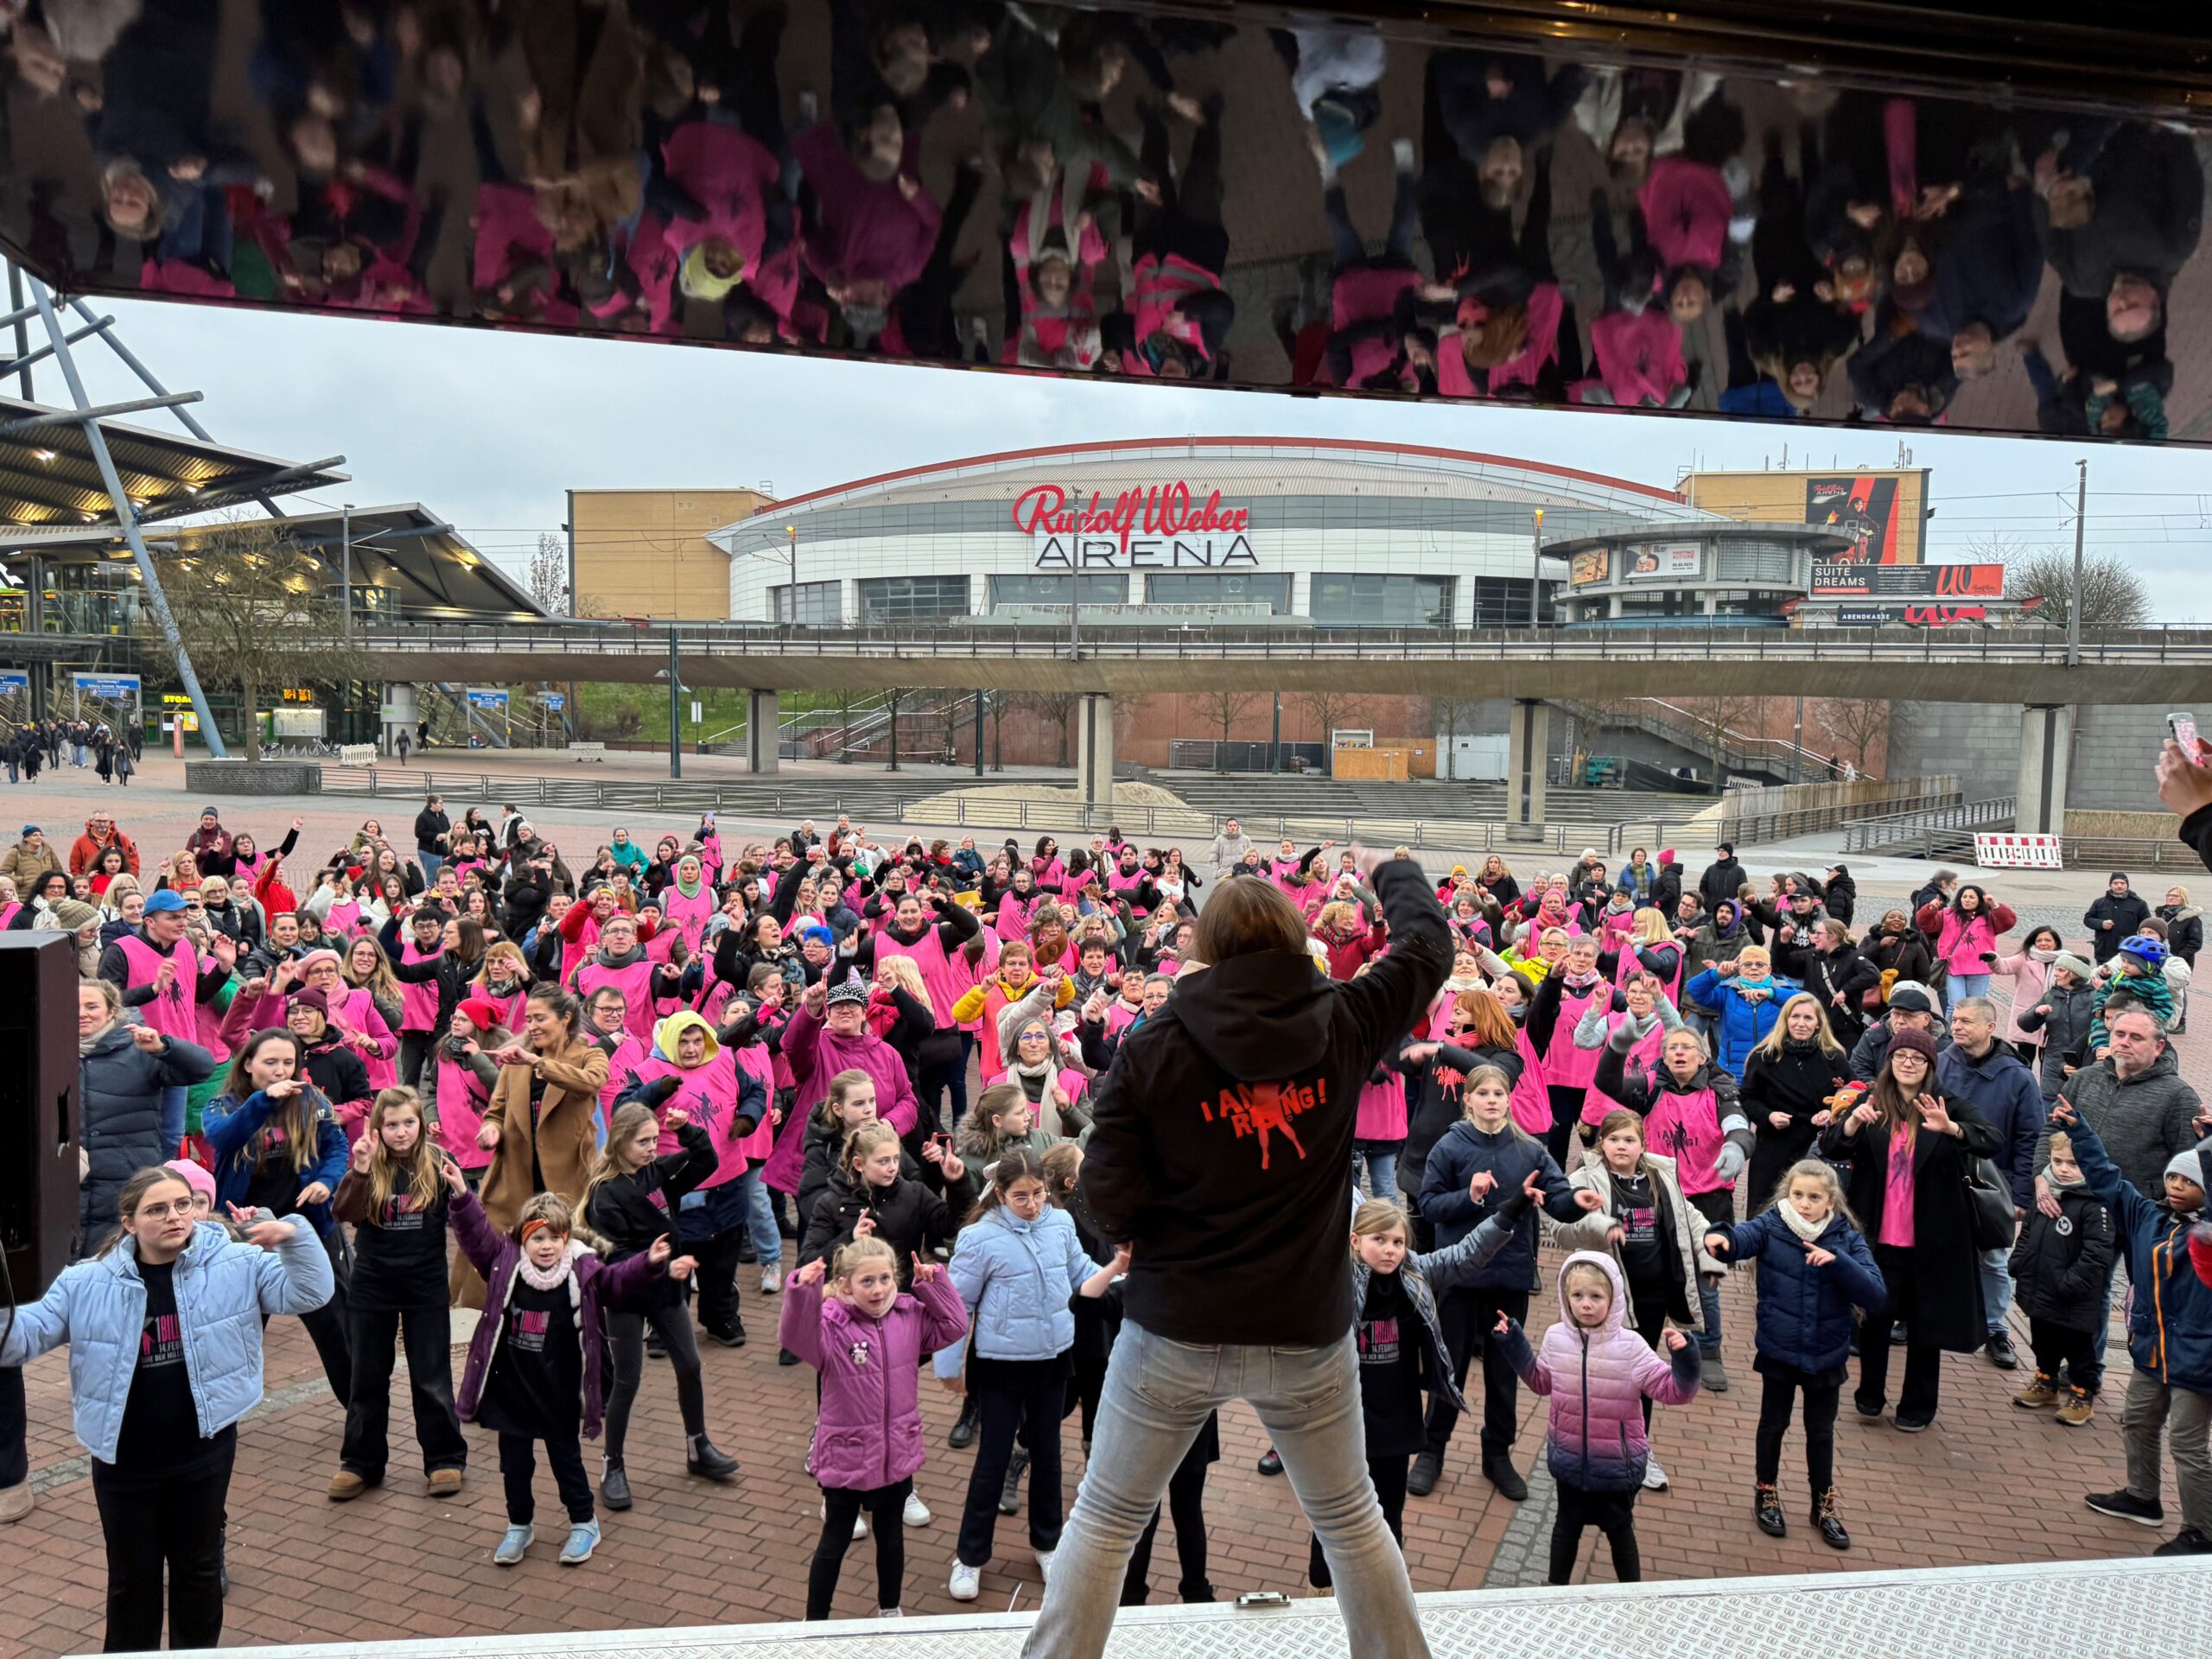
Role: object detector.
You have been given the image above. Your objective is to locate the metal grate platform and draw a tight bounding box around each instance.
[144,1558,2209,1659]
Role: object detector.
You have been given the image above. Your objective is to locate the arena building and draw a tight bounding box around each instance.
[708,438,1707,628]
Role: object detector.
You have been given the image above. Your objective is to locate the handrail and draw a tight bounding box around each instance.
[308,765,1721,856]
[1842,796,2018,855]
[326,620,2212,669]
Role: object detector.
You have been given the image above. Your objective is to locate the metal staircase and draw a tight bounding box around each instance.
[1550,696,1853,784]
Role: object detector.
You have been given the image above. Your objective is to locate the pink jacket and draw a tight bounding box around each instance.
[779,1274,969,1491]
[1502,1251,1700,1493]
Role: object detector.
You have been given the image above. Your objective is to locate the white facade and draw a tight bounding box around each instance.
[710,439,1708,628]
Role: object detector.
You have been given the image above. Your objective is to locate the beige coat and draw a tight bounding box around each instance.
[448,1038,609,1308]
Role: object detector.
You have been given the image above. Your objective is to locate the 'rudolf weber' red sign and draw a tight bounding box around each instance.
[1014,481,1259,570]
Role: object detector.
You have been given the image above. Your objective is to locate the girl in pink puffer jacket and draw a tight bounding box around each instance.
[1496,1250,1700,1585]
[780,1236,970,1619]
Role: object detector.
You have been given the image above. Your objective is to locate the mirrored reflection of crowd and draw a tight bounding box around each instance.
[0,0,2200,432]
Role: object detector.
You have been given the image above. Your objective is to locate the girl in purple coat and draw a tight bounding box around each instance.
[782,1236,971,1619]
[449,1179,689,1568]
[1496,1250,1700,1585]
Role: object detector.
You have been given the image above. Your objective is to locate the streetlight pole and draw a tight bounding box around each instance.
[340,503,353,644]
[785,525,798,625]
[1529,508,1545,628]
[2067,459,2087,668]
[667,627,682,779]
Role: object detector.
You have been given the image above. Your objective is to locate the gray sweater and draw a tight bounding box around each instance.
[2043,1047,2202,1195]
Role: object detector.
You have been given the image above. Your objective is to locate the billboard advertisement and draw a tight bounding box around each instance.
[1568,548,1611,586]
[1806,475,1906,563]
[1624,543,1701,582]
[1833,604,1990,628]
[1810,563,2003,598]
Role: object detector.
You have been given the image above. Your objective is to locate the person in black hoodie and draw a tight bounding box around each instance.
[1029,854,1450,1658]
[1822,866,1858,928]
[1698,844,1746,914]
[582,1100,735,1509]
[798,1120,958,1279]
[2084,872,2152,966]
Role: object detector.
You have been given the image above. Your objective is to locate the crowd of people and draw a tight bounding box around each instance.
[0,718,138,785]
[0,0,2190,430]
[7,784,2212,1651]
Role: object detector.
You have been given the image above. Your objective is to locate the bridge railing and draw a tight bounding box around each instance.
[315,766,1715,856]
[1841,796,2018,857]
[340,620,2212,667]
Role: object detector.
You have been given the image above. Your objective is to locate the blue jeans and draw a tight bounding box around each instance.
[1980,1243,2014,1335]
[1357,1147,1397,1201]
[418,852,442,886]
[730,1166,784,1266]
[1950,973,1991,1004]
[1020,1324,1431,1659]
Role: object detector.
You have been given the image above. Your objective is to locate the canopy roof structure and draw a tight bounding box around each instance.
[0,397,345,535]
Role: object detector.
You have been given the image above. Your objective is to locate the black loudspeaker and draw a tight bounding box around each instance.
[0,933,81,1303]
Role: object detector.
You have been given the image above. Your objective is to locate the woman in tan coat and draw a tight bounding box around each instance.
[448,987,610,1308]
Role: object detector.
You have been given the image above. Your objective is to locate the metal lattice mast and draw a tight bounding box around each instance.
[25,277,229,756]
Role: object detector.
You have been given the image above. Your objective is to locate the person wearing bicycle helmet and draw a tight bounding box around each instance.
[2089,934,2177,1055]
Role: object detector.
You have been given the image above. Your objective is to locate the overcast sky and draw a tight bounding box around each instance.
[69,299,2212,620]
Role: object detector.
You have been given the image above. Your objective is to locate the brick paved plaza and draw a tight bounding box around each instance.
[5,757,2197,1655]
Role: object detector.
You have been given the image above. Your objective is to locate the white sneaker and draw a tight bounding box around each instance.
[1035,1548,1056,1581]
[1643,1458,1669,1491]
[903,1491,932,1528]
[876,1605,905,1618]
[949,1561,982,1601]
[760,1263,783,1294]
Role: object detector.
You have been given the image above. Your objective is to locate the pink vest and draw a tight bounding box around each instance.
[995,892,1033,943]
[1105,999,1143,1039]
[874,925,958,1027]
[662,885,715,953]
[325,900,362,938]
[632,1050,747,1190]
[1580,1011,1668,1126]
[1356,1071,1408,1142]
[599,1034,645,1129]
[113,931,200,1046]
[478,983,530,1034]
[575,957,657,1041]
[328,985,395,1091]
[1543,980,1606,1091]
[433,1051,495,1170]
[1510,1027,1553,1137]
[1641,1082,1727,1195]
[193,983,232,1065]
[399,941,442,1032]
[734,1045,777,1162]
[950,937,1000,1034]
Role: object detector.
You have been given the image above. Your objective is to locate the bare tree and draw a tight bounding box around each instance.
[1191,688,1262,770]
[2001,545,2150,631]
[1673,694,1764,784]
[154,519,372,763]
[1011,690,1079,766]
[1811,698,1892,774]
[1292,689,1374,775]
[527,531,569,615]
[883,686,906,772]
[1428,696,1489,779]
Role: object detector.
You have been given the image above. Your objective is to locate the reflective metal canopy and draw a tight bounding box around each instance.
[5,0,2211,441]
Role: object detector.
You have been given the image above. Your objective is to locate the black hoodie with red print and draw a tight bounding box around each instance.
[1077,859,1451,1347]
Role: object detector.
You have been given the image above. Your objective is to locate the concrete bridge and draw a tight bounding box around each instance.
[346,620,2198,830]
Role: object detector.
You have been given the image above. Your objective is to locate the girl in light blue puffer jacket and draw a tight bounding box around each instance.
[1,1163,333,1653]
[934,1145,1102,1603]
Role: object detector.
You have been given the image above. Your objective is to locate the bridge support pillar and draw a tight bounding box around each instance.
[380,683,417,757]
[2018,704,2072,836]
[1508,699,1548,832]
[745,690,779,775]
[1075,693,1114,808]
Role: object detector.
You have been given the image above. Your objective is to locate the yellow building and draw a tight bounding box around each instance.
[566,488,769,620]
[1682,467,1928,565]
